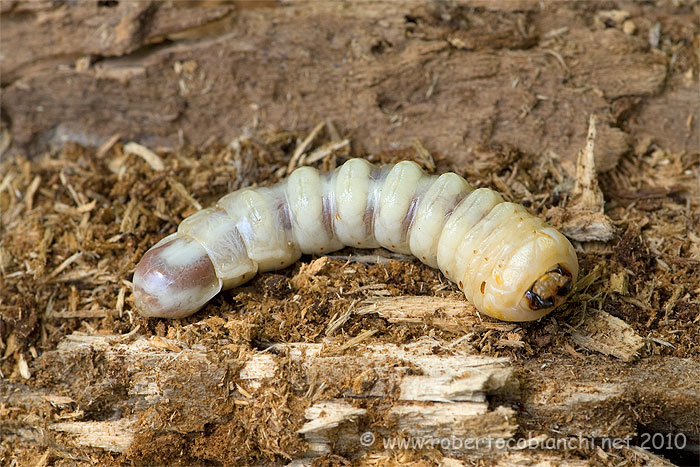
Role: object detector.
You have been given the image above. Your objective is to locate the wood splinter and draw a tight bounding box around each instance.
[547,115,615,242]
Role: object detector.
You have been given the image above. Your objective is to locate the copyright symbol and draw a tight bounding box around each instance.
[360,431,375,447]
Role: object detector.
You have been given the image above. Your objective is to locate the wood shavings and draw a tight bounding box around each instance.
[48,308,109,319]
[124,142,165,171]
[17,352,31,379]
[568,309,644,362]
[326,299,357,336]
[50,418,136,453]
[148,336,182,352]
[167,176,202,211]
[571,116,605,210]
[411,138,436,171]
[120,199,138,233]
[609,270,629,295]
[0,171,14,194]
[337,329,377,351]
[304,139,349,165]
[48,252,82,278]
[24,175,41,211]
[59,170,84,206]
[0,127,11,158]
[96,134,120,158]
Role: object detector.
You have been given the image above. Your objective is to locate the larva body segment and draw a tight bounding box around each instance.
[374,161,429,254]
[178,207,257,289]
[334,158,379,248]
[285,167,340,254]
[134,159,578,321]
[218,188,301,272]
[436,188,504,282]
[409,173,471,268]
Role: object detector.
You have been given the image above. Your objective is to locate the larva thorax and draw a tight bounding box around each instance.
[134,159,578,321]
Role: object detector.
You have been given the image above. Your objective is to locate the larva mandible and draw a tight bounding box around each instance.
[133,159,578,322]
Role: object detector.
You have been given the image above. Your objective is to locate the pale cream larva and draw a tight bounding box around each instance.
[133,159,578,321]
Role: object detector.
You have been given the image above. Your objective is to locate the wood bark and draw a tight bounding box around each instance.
[2,308,698,462]
[2,0,695,166]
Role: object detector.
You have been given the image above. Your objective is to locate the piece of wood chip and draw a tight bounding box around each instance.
[25,175,41,211]
[569,309,644,361]
[124,142,165,171]
[96,133,121,158]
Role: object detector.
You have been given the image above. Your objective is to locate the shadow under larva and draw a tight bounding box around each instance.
[133,159,578,322]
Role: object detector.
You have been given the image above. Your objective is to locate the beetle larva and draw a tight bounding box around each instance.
[134,159,578,322]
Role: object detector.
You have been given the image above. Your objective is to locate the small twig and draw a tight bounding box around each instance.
[412,138,436,171]
[287,122,325,174]
[571,115,604,212]
[96,134,121,158]
[305,139,350,165]
[326,299,357,336]
[338,329,377,351]
[25,175,41,211]
[48,252,83,278]
[167,177,202,211]
[543,48,569,73]
[124,142,165,171]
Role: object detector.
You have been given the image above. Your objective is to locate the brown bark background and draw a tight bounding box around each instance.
[1,0,696,166]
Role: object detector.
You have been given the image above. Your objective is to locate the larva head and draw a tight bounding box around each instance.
[467,227,578,322]
[133,235,222,319]
[525,265,573,312]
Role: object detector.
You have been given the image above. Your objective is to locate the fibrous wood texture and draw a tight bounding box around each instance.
[1,1,699,466]
[1,0,696,166]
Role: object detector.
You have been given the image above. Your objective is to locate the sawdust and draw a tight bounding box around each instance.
[1,121,698,463]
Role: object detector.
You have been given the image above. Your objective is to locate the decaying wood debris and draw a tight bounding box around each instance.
[3,325,698,464]
[2,128,699,465]
[2,128,699,466]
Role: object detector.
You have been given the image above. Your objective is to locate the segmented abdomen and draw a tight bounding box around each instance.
[134,159,578,321]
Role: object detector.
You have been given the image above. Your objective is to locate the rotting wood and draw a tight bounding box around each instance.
[288,451,591,467]
[18,333,519,458]
[50,419,135,454]
[568,309,645,362]
[520,356,700,445]
[623,446,677,467]
[356,296,517,332]
[298,400,366,458]
[5,331,697,462]
[3,2,688,162]
[299,400,516,457]
[356,296,645,361]
[268,340,519,402]
[387,403,515,445]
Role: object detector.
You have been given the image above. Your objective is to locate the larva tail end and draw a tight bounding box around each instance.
[524,264,573,313]
[133,236,222,319]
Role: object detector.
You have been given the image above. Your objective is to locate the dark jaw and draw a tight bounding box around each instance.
[525,265,573,311]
